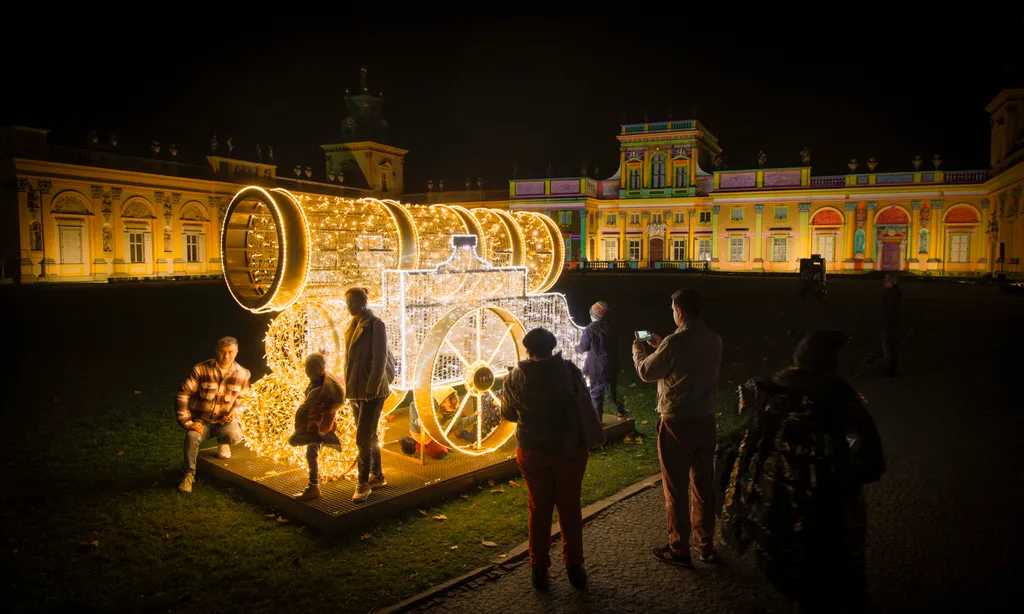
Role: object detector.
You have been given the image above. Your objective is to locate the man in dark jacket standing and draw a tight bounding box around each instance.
[881,273,902,378]
[576,301,626,420]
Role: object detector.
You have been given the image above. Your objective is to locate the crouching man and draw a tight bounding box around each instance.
[288,352,345,502]
[176,336,251,493]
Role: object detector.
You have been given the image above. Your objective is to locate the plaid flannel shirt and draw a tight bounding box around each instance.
[175,359,251,428]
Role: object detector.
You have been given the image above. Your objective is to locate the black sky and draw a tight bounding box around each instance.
[3,16,1021,191]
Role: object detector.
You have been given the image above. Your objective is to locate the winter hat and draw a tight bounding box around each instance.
[432,385,457,407]
[793,330,848,373]
[590,301,610,320]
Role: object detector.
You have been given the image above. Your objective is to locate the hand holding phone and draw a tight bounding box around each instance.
[634,330,652,342]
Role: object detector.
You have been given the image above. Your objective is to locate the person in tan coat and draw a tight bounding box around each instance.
[288,352,345,501]
[343,287,393,502]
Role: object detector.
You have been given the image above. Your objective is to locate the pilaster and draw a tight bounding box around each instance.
[753,204,764,268]
[710,205,720,262]
[864,201,877,269]
[844,202,857,268]
[798,203,811,260]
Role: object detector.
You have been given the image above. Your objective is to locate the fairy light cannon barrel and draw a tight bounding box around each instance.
[221,186,564,313]
[221,185,583,470]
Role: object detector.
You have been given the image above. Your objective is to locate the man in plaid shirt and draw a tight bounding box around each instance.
[176,336,251,493]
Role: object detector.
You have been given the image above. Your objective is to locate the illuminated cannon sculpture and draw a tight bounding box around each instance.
[221,186,584,477]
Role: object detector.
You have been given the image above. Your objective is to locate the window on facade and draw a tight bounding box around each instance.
[949,233,970,263]
[772,237,787,262]
[629,213,640,225]
[59,226,83,264]
[674,165,688,188]
[129,232,145,263]
[699,211,712,224]
[729,237,745,262]
[674,212,685,224]
[774,206,788,220]
[628,239,642,261]
[603,239,618,260]
[697,238,712,261]
[672,239,687,261]
[731,207,744,222]
[564,237,572,261]
[651,213,663,224]
[817,234,835,262]
[650,153,666,189]
[606,214,617,226]
[629,167,641,189]
[381,173,389,192]
[558,211,572,225]
[186,233,200,263]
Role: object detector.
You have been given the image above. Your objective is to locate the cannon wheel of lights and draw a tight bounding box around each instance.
[413,305,526,456]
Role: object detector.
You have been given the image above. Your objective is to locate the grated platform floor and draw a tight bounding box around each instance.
[197,413,634,534]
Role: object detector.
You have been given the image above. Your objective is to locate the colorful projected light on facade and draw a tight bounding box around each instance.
[221,186,583,477]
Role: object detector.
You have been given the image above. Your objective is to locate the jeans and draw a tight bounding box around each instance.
[657,415,716,557]
[304,433,341,484]
[352,396,385,484]
[589,377,625,416]
[516,445,589,569]
[183,420,243,474]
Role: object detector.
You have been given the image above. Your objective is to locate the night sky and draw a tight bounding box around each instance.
[3,16,1021,192]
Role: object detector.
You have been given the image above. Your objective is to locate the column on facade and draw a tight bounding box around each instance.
[171,193,184,275]
[16,180,34,279]
[753,204,764,268]
[579,209,587,260]
[930,199,944,267]
[38,180,55,279]
[798,203,811,260]
[710,205,720,262]
[618,211,626,261]
[844,202,857,264]
[688,207,696,260]
[864,201,877,265]
[112,188,126,275]
[979,198,990,271]
[90,186,105,277]
[208,196,222,272]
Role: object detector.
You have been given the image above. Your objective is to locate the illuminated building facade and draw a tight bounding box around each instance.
[0,70,405,284]
[3,86,1022,283]
[495,89,1024,277]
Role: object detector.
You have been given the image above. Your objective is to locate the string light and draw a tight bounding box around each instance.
[222,186,586,476]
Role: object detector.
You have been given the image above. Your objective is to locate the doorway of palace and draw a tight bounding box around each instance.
[602,238,619,260]
[649,237,664,264]
[881,242,901,270]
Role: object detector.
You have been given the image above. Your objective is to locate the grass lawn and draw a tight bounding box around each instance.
[2,274,888,612]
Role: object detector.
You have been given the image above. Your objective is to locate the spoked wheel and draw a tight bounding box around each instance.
[413,305,526,456]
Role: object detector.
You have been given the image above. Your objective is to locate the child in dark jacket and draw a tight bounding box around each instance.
[575,301,626,420]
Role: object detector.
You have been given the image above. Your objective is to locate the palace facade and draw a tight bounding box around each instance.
[3,83,1022,283]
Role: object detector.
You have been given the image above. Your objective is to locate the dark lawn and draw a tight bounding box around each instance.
[2,273,897,612]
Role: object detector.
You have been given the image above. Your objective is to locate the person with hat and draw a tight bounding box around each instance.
[717,330,886,612]
[576,301,626,420]
[407,386,462,459]
[501,327,605,591]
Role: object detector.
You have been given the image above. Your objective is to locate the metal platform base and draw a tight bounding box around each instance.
[197,414,635,534]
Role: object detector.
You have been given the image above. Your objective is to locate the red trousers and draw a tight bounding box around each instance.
[516,445,589,569]
[657,415,717,557]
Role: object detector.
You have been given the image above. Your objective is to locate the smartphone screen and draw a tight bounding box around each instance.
[635,330,651,341]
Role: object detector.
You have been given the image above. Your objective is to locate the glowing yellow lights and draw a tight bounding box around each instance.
[223,185,586,478]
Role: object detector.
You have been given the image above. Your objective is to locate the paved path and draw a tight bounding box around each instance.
[405,283,1024,613]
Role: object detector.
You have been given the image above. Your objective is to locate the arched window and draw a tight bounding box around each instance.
[651,153,666,189]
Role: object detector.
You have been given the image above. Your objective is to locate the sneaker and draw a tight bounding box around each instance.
[218,444,231,459]
[352,482,372,503]
[295,483,322,502]
[367,473,387,488]
[694,548,723,565]
[650,544,693,568]
[566,564,587,589]
[178,473,195,493]
[531,566,549,591]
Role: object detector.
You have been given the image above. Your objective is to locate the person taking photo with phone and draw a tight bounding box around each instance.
[632,288,723,567]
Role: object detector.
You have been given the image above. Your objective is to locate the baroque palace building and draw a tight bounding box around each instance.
[2,82,1023,284]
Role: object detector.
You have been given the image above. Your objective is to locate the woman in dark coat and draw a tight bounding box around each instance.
[718,330,885,613]
[501,327,604,591]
